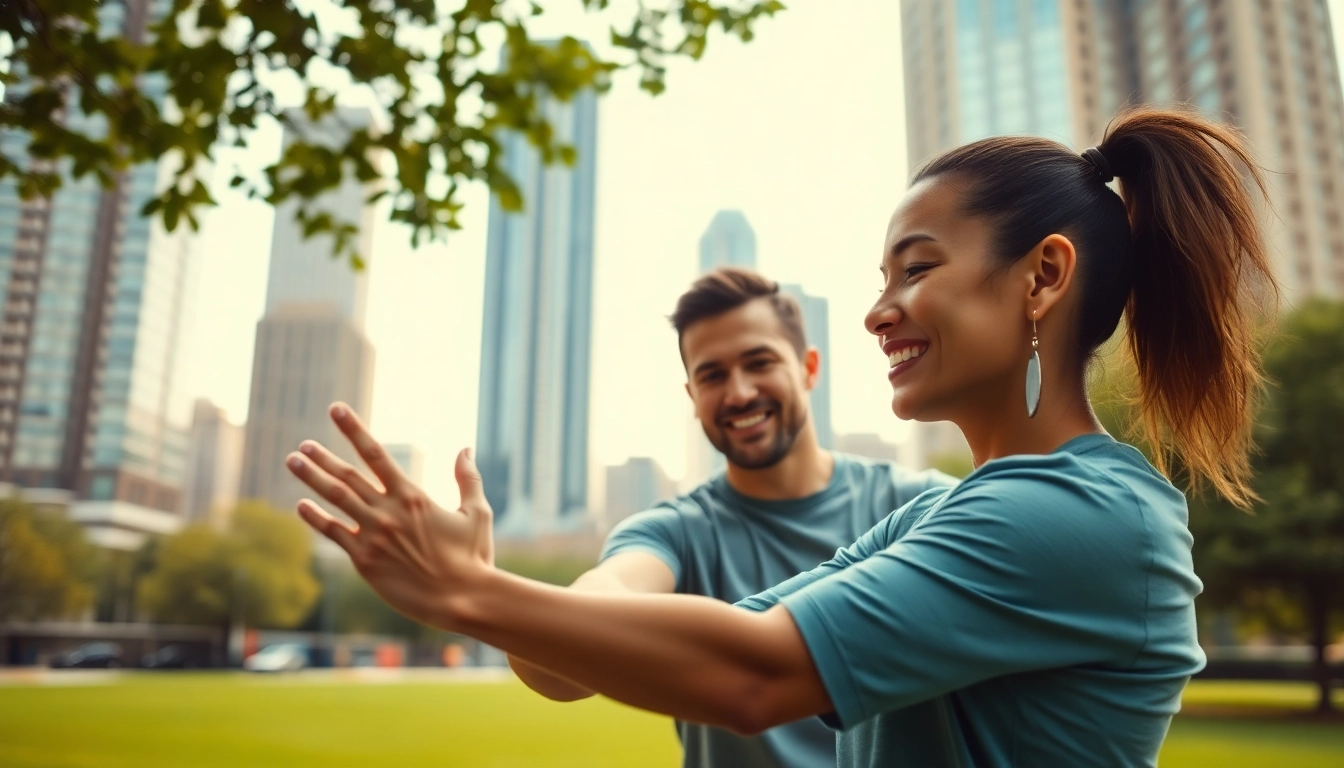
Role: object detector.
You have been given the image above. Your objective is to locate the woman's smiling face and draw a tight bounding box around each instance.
[865,178,1035,424]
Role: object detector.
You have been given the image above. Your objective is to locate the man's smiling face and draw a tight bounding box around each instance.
[682,298,815,470]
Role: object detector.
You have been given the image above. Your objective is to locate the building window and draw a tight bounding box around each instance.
[90,475,114,500]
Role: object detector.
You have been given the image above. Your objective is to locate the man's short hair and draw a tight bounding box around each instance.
[670,267,808,365]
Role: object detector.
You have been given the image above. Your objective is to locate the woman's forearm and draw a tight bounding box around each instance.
[448,569,828,734]
[506,655,595,702]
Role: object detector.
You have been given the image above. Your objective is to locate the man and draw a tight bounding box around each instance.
[509,267,955,768]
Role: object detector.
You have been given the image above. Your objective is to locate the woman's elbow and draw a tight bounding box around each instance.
[722,678,794,736]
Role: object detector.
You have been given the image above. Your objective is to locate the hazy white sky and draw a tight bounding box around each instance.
[179,0,1344,505]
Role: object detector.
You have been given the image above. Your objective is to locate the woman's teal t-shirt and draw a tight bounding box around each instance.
[738,434,1205,768]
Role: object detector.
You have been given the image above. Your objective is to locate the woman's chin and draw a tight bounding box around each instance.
[889,391,922,422]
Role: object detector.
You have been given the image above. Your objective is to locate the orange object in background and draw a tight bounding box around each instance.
[243,630,259,659]
[442,643,465,667]
[374,643,403,668]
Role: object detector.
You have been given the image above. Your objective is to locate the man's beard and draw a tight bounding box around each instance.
[706,397,808,470]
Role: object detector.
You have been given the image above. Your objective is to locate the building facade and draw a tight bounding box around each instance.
[475,52,598,537]
[181,399,244,525]
[0,0,194,522]
[239,110,378,513]
[780,283,833,451]
[901,0,1344,299]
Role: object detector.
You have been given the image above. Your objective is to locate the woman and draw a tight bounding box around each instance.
[285,106,1275,767]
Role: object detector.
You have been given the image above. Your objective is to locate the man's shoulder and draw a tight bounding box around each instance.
[605,481,725,538]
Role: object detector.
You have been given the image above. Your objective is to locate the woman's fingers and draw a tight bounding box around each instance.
[299,439,384,505]
[286,451,381,529]
[329,403,410,497]
[297,499,359,555]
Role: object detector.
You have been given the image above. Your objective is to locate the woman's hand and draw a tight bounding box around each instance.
[284,402,494,631]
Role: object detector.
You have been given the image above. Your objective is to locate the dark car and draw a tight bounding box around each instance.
[142,644,197,670]
[49,642,123,669]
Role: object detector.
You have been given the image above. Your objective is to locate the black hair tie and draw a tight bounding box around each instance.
[1082,147,1115,183]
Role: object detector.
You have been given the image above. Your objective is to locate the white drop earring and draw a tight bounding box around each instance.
[1026,310,1042,418]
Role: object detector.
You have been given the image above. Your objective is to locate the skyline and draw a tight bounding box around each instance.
[174,2,1344,506]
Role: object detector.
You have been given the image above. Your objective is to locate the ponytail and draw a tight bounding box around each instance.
[1100,107,1277,508]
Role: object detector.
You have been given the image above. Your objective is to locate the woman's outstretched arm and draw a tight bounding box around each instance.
[285,403,831,734]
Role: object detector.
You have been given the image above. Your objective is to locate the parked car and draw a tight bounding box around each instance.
[243,643,308,673]
[49,642,123,669]
[142,644,197,669]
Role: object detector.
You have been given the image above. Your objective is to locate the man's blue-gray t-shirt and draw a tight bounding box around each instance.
[738,434,1206,768]
[601,454,955,768]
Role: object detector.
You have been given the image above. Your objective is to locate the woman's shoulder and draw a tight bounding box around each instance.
[926,435,1187,540]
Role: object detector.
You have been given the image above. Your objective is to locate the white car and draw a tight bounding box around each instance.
[243,643,308,673]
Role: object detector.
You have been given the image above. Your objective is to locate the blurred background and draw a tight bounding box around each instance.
[0,0,1341,766]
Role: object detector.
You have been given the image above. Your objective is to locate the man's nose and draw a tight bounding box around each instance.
[723,369,758,406]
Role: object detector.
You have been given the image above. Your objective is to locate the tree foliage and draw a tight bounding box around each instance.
[0,500,99,621]
[137,500,320,627]
[1189,300,1344,712]
[2,0,784,267]
[1090,304,1344,712]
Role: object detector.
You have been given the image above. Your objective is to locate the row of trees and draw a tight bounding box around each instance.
[0,496,595,639]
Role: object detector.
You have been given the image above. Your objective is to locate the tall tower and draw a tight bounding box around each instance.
[683,211,762,488]
[475,44,599,537]
[780,284,833,451]
[239,108,377,513]
[901,0,1344,299]
[699,210,758,273]
[0,0,194,522]
[182,399,244,525]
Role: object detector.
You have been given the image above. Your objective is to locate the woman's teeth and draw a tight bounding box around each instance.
[731,413,767,429]
[888,346,925,367]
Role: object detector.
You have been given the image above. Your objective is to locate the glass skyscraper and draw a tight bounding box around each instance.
[698,210,758,273]
[902,0,1344,300]
[475,49,598,537]
[780,284,833,451]
[0,0,193,525]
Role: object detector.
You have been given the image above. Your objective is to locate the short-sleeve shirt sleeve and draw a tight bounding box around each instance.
[736,486,951,613]
[600,505,688,587]
[779,464,1154,729]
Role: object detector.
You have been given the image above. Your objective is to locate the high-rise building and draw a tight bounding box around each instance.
[475,45,598,537]
[0,0,194,533]
[1122,0,1344,299]
[385,443,424,486]
[698,210,758,273]
[780,283,833,450]
[182,399,244,525]
[262,111,375,324]
[605,457,677,529]
[901,0,1344,299]
[239,110,377,513]
[682,210,762,489]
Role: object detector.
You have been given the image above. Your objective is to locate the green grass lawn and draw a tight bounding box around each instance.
[0,674,1339,767]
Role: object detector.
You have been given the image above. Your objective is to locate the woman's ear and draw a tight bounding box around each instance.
[1023,233,1078,321]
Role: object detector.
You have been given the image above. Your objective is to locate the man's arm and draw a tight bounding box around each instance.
[507,551,675,701]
